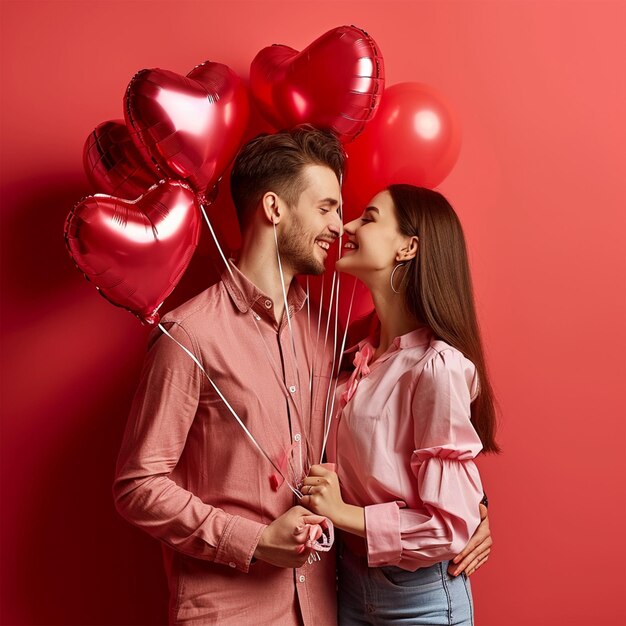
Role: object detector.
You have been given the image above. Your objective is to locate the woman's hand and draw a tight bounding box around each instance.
[447,503,492,577]
[300,465,365,537]
[300,465,345,520]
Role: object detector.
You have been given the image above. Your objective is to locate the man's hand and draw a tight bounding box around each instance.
[448,504,492,577]
[253,505,316,568]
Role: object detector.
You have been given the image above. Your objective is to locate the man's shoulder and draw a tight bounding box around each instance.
[160,282,226,327]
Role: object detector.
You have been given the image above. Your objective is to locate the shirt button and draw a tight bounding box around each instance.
[253,313,261,321]
[264,299,272,309]
[289,385,297,393]
[299,575,306,583]
[294,433,301,442]
[229,562,236,568]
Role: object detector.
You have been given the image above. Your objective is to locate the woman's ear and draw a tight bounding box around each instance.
[396,236,419,262]
[262,192,281,225]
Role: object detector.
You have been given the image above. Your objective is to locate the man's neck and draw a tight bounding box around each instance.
[236,243,295,325]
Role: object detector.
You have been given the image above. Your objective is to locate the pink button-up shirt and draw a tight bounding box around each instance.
[113,263,336,625]
[327,325,484,571]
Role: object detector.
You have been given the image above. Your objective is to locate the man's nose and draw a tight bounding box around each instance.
[328,212,344,238]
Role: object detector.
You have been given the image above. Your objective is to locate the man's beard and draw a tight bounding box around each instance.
[277,213,326,276]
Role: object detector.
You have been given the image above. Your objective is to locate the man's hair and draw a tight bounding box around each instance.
[230,125,345,228]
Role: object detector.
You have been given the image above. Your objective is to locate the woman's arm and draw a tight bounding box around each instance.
[304,348,486,571]
[300,465,365,537]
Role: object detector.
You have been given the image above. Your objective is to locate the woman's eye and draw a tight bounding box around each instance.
[361,218,372,223]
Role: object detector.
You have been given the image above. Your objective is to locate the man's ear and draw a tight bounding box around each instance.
[396,236,419,262]
[262,192,282,225]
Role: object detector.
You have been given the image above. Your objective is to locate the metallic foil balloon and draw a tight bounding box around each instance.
[65,180,201,324]
[124,61,249,204]
[83,119,160,198]
[342,82,462,220]
[250,25,385,143]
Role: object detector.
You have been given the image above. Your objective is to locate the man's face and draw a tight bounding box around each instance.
[278,164,343,276]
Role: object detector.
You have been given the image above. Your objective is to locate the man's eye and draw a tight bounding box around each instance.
[319,208,330,214]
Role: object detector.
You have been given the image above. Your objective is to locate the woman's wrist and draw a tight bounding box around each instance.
[335,503,366,538]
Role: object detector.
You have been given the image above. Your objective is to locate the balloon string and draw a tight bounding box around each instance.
[249,310,306,427]
[320,280,356,462]
[200,203,236,282]
[201,203,305,423]
[310,277,325,413]
[200,203,309,481]
[157,325,303,500]
[319,268,342,462]
[200,204,302,484]
[249,311,309,486]
[319,271,337,455]
[272,221,305,422]
[322,272,340,442]
[306,277,313,395]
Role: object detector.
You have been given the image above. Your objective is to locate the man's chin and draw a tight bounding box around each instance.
[295,259,325,277]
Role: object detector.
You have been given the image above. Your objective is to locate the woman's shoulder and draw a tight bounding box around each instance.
[421,338,479,400]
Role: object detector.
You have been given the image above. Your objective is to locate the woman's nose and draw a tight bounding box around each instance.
[342,219,359,234]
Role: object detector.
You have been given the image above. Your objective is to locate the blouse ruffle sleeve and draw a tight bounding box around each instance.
[364,347,483,569]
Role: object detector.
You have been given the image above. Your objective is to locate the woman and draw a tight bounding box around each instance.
[301,185,499,625]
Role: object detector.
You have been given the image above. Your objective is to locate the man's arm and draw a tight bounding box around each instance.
[113,323,309,571]
[448,503,492,576]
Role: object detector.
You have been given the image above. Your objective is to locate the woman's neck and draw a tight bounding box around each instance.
[368,280,419,359]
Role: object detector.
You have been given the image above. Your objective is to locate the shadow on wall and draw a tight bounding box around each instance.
[13,377,170,626]
[0,173,238,625]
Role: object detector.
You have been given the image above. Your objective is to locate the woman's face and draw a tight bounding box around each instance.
[336,190,413,282]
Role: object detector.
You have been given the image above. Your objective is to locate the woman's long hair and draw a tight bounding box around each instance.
[389,184,500,453]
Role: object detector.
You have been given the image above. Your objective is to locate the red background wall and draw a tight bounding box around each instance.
[1,1,625,624]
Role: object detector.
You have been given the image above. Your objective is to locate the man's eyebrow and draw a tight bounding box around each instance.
[318,197,340,206]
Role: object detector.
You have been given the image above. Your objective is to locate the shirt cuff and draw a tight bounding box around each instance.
[364,502,402,566]
[214,515,267,573]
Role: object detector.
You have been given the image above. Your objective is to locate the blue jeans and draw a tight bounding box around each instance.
[338,545,474,625]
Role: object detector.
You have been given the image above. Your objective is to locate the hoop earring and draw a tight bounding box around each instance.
[390,262,407,294]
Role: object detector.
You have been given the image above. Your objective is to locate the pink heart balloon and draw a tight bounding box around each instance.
[124,61,249,203]
[250,25,385,143]
[83,119,160,198]
[65,180,201,324]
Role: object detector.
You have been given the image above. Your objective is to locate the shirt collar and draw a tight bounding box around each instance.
[394,325,433,350]
[221,259,308,315]
[344,319,432,358]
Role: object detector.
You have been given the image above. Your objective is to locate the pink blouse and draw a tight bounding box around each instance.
[327,324,484,571]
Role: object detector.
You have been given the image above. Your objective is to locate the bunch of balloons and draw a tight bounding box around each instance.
[65,25,461,323]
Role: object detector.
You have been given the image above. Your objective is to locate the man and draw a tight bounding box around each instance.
[113,126,491,625]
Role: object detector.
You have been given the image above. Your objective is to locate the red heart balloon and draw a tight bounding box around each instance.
[250,25,385,143]
[65,180,201,324]
[124,61,249,203]
[83,119,160,198]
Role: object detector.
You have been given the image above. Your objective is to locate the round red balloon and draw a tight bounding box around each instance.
[65,180,201,324]
[124,61,249,203]
[250,25,384,143]
[83,119,160,198]
[342,82,462,220]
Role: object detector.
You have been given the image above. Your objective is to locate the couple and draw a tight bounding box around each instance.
[113,125,497,625]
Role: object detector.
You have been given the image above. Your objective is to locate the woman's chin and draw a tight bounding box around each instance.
[335,257,354,274]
